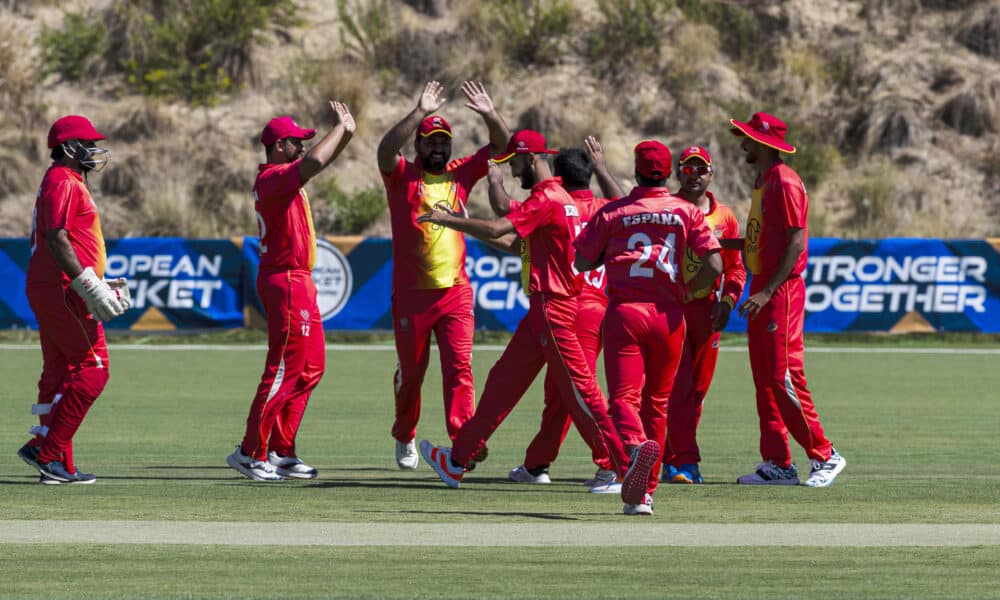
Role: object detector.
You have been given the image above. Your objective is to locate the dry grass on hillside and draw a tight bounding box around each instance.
[0,0,998,239]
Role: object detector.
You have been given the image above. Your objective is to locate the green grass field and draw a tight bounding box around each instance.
[1,340,998,599]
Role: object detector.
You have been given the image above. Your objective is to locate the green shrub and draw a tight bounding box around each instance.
[677,0,759,63]
[40,0,297,105]
[585,0,673,75]
[316,179,385,235]
[487,0,579,67]
[39,12,106,81]
[844,164,896,237]
[336,0,398,71]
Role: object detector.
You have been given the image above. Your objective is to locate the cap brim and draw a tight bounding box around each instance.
[679,155,710,165]
[493,152,516,164]
[729,119,795,153]
[418,129,453,138]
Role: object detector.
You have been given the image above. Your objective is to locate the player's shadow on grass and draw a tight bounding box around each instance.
[395,509,583,521]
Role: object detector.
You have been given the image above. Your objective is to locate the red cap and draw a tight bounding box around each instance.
[261,116,317,146]
[493,129,558,163]
[679,145,712,165]
[729,112,796,153]
[47,115,105,149]
[417,115,453,138]
[633,140,672,180]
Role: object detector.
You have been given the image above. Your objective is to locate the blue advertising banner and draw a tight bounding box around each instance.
[2,237,999,333]
[0,238,244,330]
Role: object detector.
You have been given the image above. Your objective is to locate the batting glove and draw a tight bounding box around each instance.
[106,277,132,311]
[70,267,126,321]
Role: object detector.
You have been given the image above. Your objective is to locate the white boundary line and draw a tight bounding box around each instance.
[1,521,998,547]
[0,344,998,354]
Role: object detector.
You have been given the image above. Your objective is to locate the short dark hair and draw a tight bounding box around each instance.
[553,148,593,190]
[50,145,65,161]
[636,173,667,187]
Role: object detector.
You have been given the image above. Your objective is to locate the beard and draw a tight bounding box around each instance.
[423,151,449,172]
[518,168,537,190]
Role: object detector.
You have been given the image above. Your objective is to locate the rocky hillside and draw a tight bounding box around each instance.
[1,0,998,239]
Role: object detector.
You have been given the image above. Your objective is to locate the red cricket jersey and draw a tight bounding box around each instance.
[678,191,747,304]
[27,164,106,287]
[744,161,809,278]
[382,146,491,291]
[570,189,610,304]
[575,187,719,305]
[507,177,582,298]
[254,159,316,273]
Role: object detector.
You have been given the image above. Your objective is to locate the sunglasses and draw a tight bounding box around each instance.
[680,164,713,176]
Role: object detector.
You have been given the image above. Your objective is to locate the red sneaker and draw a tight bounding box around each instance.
[621,440,660,505]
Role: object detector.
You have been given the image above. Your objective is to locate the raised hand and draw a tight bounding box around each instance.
[418,80,447,114]
[331,101,356,133]
[462,80,495,115]
[585,136,607,171]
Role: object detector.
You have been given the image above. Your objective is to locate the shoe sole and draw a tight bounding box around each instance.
[804,457,846,488]
[275,468,318,480]
[226,454,283,482]
[589,484,622,494]
[621,441,660,505]
[396,458,419,470]
[419,441,461,489]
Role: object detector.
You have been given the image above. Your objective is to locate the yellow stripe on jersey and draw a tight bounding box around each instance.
[745,186,764,275]
[302,188,317,270]
[682,205,727,298]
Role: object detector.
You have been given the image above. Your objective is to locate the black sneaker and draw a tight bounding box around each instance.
[38,460,74,483]
[17,443,41,471]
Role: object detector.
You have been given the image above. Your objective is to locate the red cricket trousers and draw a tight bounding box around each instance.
[391,284,475,444]
[451,294,630,476]
[664,297,722,466]
[604,300,686,496]
[747,276,832,465]
[26,284,110,472]
[522,293,612,471]
[242,269,326,461]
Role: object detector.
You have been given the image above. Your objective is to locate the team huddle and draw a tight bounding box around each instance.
[18,80,846,515]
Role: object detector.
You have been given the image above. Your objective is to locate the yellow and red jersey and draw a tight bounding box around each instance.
[27,164,106,287]
[382,146,491,291]
[744,161,809,278]
[679,191,747,305]
[254,159,316,273]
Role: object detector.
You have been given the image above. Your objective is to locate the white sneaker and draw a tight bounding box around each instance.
[395,439,419,470]
[582,468,615,487]
[227,446,282,482]
[804,449,846,488]
[587,469,622,494]
[508,465,551,484]
[736,461,799,485]
[623,493,654,516]
[267,451,318,479]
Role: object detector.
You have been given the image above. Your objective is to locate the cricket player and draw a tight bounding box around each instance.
[377,81,509,470]
[416,130,657,509]
[502,147,616,490]
[227,101,355,482]
[575,140,723,515]
[729,112,846,487]
[19,115,130,484]
[661,146,746,484]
